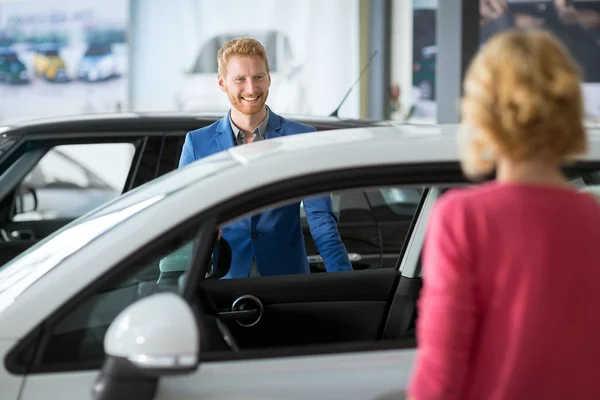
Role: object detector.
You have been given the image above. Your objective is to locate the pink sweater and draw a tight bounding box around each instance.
[408,181,600,400]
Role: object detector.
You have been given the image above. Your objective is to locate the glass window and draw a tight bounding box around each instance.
[37,185,425,367]
[40,234,197,366]
[12,143,135,221]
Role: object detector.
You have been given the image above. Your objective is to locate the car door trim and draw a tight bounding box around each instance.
[398,187,440,279]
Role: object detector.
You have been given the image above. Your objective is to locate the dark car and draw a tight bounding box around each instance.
[0,112,399,268]
[0,49,29,84]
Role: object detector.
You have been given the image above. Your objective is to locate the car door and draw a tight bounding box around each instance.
[11,174,432,400]
[149,186,434,400]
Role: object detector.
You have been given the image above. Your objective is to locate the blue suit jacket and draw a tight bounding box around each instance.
[179,108,352,278]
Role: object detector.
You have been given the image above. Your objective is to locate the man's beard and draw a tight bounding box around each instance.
[228,89,269,116]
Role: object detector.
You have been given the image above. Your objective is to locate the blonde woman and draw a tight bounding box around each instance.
[407,29,600,400]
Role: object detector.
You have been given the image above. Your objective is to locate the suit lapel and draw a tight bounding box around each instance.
[214,106,282,150]
[213,111,235,151]
[265,106,283,139]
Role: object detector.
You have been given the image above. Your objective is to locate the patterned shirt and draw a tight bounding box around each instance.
[229,107,270,146]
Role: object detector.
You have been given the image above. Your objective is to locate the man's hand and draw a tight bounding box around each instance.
[217,230,222,241]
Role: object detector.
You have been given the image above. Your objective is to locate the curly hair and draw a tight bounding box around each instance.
[217,37,270,77]
[459,29,587,179]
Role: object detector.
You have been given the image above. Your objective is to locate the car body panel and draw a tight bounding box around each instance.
[18,349,416,400]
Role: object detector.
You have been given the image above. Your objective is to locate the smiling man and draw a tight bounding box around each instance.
[178,37,352,279]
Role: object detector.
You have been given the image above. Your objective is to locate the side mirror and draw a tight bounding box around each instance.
[92,293,199,400]
[14,185,38,215]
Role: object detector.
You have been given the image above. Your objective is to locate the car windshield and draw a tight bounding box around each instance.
[85,46,110,56]
[0,151,239,313]
[2,53,18,62]
[44,50,59,57]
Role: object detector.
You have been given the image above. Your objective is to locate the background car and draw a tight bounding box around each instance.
[176,30,307,113]
[0,48,29,84]
[412,45,436,101]
[33,45,69,82]
[0,112,381,266]
[77,44,118,82]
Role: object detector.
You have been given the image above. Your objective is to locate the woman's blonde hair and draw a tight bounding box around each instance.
[459,29,587,179]
[217,37,270,78]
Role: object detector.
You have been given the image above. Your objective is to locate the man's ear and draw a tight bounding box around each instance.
[217,74,226,92]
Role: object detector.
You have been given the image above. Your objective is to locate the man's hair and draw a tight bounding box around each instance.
[459,28,586,179]
[217,37,270,77]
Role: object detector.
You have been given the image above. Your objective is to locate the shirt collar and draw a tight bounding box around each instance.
[229,107,270,144]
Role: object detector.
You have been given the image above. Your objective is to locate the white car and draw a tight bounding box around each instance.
[176,31,307,114]
[1,124,600,400]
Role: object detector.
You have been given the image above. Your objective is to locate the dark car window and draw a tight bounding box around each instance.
[43,50,59,57]
[2,53,18,62]
[85,46,111,57]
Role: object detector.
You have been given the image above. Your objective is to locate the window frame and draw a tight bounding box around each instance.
[0,135,146,227]
[10,142,137,222]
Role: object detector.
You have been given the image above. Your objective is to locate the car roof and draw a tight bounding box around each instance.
[0,112,384,136]
[75,122,600,224]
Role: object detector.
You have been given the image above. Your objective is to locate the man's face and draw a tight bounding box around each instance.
[218,55,271,116]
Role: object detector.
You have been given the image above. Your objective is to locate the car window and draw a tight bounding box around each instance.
[40,233,196,366]
[35,185,425,368]
[85,46,111,56]
[191,32,281,74]
[3,53,18,62]
[12,143,135,221]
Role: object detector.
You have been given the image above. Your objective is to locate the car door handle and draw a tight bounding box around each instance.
[308,253,362,263]
[218,309,259,324]
[10,229,35,240]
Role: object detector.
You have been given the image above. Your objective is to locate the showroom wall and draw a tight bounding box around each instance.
[0,0,129,124]
[0,0,361,124]
[402,0,600,122]
[129,0,361,118]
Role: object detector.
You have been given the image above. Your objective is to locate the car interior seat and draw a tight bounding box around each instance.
[137,238,232,298]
